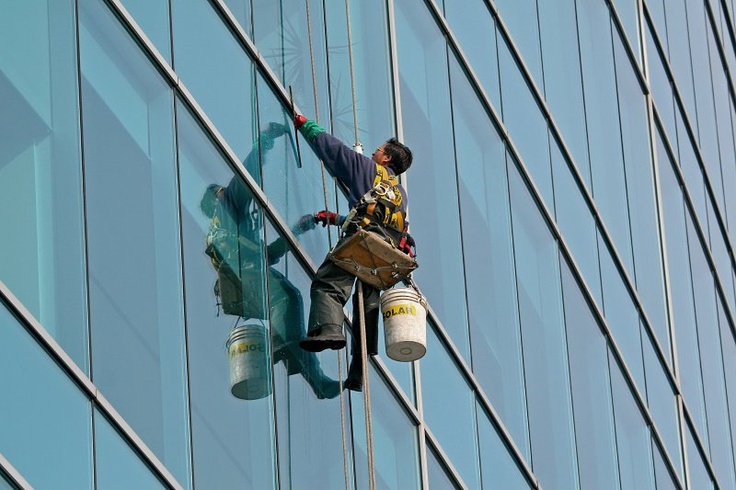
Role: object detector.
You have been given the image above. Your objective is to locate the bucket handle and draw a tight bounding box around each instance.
[403,275,427,308]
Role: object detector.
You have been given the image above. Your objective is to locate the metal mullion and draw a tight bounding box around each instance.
[0,283,183,490]
[0,452,32,490]
[418,0,687,485]
[643,2,736,294]
[424,427,469,490]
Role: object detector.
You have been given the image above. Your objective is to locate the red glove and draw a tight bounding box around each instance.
[314,210,339,227]
[294,114,308,129]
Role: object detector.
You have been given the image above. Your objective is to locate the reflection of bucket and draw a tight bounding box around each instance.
[226,324,271,400]
[380,288,427,362]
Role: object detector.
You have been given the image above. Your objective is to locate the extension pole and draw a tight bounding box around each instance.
[356,281,376,490]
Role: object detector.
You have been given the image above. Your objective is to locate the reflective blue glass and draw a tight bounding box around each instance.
[709,202,736,318]
[223,0,253,37]
[598,236,645,388]
[121,0,172,62]
[477,404,532,489]
[708,24,736,246]
[498,39,554,208]
[653,442,679,490]
[177,101,278,489]
[685,423,715,490]
[645,19,677,142]
[444,0,501,110]
[682,215,710,438]
[577,0,634,272]
[551,140,602,304]
[0,0,89,372]
[509,164,579,489]
[395,0,470,356]
[663,0,697,124]
[676,112,707,222]
[349,364,421,489]
[719,302,736,479]
[614,36,670,362]
[449,57,528,457]
[257,74,335,263]
[422,325,480,488]
[171,0,259,165]
[79,0,191,484]
[610,354,656,488]
[493,0,543,84]
[560,261,619,490]
[94,410,167,490]
[538,0,591,185]
[252,0,331,124]
[0,305,93,490]
[615,0,640,65]
[426,444,459,489]
[703,296,736,489]
[647,0,666,36]
[642,337,683,480]
[686,2,723,211]
[263,222,349,488]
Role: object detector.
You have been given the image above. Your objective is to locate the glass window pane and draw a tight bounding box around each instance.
[719,302,736,477]
[614,36,670,360]
[94,410,168,490]
[685,422,715,490]
[551,140,602,304]
[171,0,259,166]
[610,354,656,489]
[177,101,278,489]
[264,222,348,488]
[508,163,579,489]
[493,0,543,84]
[598,238,645,388]
[653,442,680,490]
[577,0,635,272]
[350,365,421,489]
[663,0,697,124]
[257,74,335,263]
[422,325,480,488]
[450,56,529,458]
[444,0,501,110]
[0,0,89,372]
[396,0,470,356]
[0,473,19,490]
[477,404,533,490]
[560,261,620,490]
[498,39,553,207]
[642,337,683,480]
[79,0,191,484]
[427,443,460,489]
[0,304,93,490]
[120,0,172,62]
[538,0,590,185]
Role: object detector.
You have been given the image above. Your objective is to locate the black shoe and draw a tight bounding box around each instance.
[299,325,347,352]
[343,375,362,392]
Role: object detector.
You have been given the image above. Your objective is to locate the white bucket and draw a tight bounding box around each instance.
[380,288,427,362]
[226,324,271,400]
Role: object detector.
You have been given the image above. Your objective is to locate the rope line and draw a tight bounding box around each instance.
[357,281,377,490]
[344,0,361,148]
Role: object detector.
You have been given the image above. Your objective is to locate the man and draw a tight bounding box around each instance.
[294,115,413,391]
[201,122,340,399]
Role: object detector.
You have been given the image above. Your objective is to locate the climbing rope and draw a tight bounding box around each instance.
[344,0,361,151]
[356,281,376,490]
[303,2,351,487]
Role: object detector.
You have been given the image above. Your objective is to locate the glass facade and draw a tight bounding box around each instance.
[2,0,736,488]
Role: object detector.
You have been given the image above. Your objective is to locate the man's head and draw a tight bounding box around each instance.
[372,137,413,175]
[200,184,223,218]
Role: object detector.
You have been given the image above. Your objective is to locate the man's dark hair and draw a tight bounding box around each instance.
[383,137,413,175]
[200,184,222,218]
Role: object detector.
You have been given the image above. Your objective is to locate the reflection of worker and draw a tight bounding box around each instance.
[294,115,413,392]
[200,123,340,399]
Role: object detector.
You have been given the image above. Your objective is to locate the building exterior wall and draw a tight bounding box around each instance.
[1,0,736,488]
